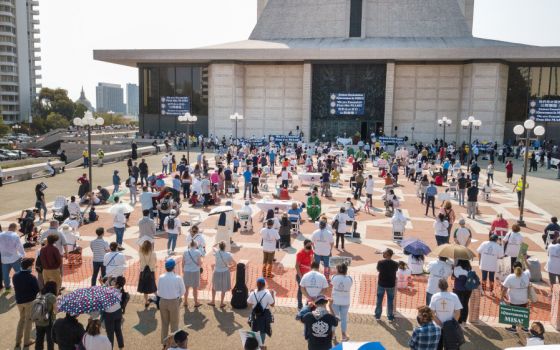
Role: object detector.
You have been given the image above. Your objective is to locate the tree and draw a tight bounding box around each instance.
[0,117,10,137]
[33,88,76,120]
[74,103,87,118]
[45,112,70,130]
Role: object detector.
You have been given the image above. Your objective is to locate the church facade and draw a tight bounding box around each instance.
[95,0,560,143]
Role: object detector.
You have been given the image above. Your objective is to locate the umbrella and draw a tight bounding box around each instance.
[331,342,385,350]
[109,202,134,215]
[57,286,122,315]
[432,243,475,260]
[208,205,234,216]
[402,239,431,256]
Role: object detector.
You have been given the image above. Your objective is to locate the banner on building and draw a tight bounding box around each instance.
[378,136,405,145]
[161,96,190,116]
[529,99,560,122]
[329,93,365,116]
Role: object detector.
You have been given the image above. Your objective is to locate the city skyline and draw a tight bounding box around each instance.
[40,0,560,107]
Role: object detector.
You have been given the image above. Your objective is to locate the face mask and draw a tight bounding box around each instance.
[416,316,423,325]
[305,245,312,250]
[530,330,540,338]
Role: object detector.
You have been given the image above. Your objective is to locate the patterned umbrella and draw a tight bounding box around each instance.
[57,286,121,315]
[331,342,385,350]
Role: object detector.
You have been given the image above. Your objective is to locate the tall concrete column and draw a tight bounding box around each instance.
[384,62,395,136]
[302,63,312,142]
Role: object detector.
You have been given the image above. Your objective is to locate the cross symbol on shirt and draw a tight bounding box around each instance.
[441,299,448,311]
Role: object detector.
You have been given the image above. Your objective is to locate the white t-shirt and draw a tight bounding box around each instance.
[526,337,545,346]
[113,212,126,229]
[503,231,523,257]
[183,248,203,273]
[502,271,531,305]
[426,260,453,295]
[164,216,181,234]
[397,268,412,289]
[260,227,280,253]
[281,170,289,181]
[300,270,329,298]
[429,291,462,323]
[247,289,275,310]
[477,241,504,272]
[433,220,449,237]
[333,213,349,234]
[103,252,126,277]
[311,228,333,257]
[454,227,471,246]
[408,255,424,275]
[331,274,353,306]
[547,243,560,275]
[365,178,374,194]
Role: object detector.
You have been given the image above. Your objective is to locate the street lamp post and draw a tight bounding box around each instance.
[437,116,452,144]
[12,123,21,134]
[460,116,482,171]
[73,111,104,191]
[178,112,197,164]
[229,113,244,140]
[513,119,545,226]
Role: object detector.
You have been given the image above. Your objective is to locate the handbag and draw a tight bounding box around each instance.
[188,250,203,274]
[332,219,339,231]
[528,283,538,303]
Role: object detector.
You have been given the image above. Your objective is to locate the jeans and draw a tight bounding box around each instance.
[435,235,449,246]
[296,274,303,309]
[38,201,47,220]
[243,181,252,199]
[516,191,522,207]
[354,184,363,199]
[314,255,330,268]
[335,232,345,249]
[167,233,178,251]
[140,173,148,186]
[425,196,435,215]
[114,227,125,246]
[2,259,21,288]
[130,191,137,204]
[467,201,477,218]
[104,309,124,348]
[35,324,54,350]
[481,270,495,281]
[182,183,191,199]
[375,286,395,320]
[458,189,466,206]
[332,304,349,332]
[159,212,169,231]
[113,185,120,194]
[91,261,106,286]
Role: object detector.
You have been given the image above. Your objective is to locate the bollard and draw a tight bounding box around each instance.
[551,284,560,330]
[468,287,481,324]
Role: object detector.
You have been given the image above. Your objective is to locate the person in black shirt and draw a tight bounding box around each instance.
[139,159,149,186]
[13,257,40,348]
[303,295,338,350]
[375,248,399,321]
[52,313,85,350]
[457,173,467,206]
[466,184,479,219]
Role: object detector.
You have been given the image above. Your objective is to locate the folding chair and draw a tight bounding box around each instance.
[289,215,300,235]
[52,196,67,219]
[238,212,252,232]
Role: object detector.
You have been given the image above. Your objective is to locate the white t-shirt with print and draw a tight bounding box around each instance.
[547,243,560,275]
[331,274,353,306]
[260,227,280,253]
[311,228,334,257]
[477,241,504,272]
[426,260,453,295]
[454,227,471,246]
[429,291,462,323]
[503,231,523,257]
[300,270,329,298]
[503,270,531,305]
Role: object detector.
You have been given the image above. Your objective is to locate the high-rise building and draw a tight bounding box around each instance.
[0,0,41,124]
[95,82,125,114]
[126,83,139,116]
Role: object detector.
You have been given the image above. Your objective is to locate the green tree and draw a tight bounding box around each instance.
[33,88,76,120]
[45,112,70,129]
[0,117,10,137]
[74,103,87,118]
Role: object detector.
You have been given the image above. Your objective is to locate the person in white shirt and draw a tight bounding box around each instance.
[297,261,329,320]
[103,242,126,280]
[408,254,425,275]
[330,263,353,342]
[247,277,275,346]
[311,220,334,280]
[182,241,203,308]
[63,215,80,232]
[502,262,531,332]
[433,213,450,246]
[453,219,472,247]
[525,321,546,346]
[391,209,408,242]
[164,209,182,256]
[157,259,186,344]
[67,196,81,219]
[186,225,206,256]
[112,206,126,250]
[503,224,524,272]
[547,237,560,291]
[429,279,462,327]
[83,319,112,350]
[365,175,374,208]
[332,207,349,250]
[260,219,280,279]
[161,155,170,174]
[477,234,504,293]
[0,223,25,289]
[426,257,453,305]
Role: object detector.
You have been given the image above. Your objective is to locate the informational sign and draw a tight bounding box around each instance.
[329,93,365,115]
[517,242,529,269]
[329,256,352,267]
[393,231,404,243]
[161,96,190,116]
[239,330,263,348]
[499,304,530,328]
[270,135,302,143]
[378,136,405,145]
[529,99,560,122]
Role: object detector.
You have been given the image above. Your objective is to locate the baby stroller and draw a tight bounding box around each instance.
[52,196,68,223]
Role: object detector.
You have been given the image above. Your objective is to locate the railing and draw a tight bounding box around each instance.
[65,143,164,169]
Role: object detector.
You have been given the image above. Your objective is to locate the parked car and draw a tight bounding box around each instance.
[23,148,51,157]
[0,153,8,161]
[0,149,19,160]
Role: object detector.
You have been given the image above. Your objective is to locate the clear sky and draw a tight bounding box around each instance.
[40,0,560,107]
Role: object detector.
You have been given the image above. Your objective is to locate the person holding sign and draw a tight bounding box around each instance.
[501,261,531,333]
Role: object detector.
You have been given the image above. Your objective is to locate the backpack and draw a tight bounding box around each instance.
[167,217,176,230]
[465,270,481,291]
[125,177,131,187]
[160,199,170,211]
[251,291,268,319]
[31,294,49,323]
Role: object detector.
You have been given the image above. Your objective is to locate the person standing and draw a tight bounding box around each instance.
[486,161,495,184]
[164,209,182,256]
[503,224,524,272]
[375,248,399,321]
[505,160,513,183]
[34,281,58,350]
[452,260,473,325]
[332,207,349,250]
[39,234,63,294]
[157,259,185,344]
[409,306,441,350]
[429,279,463,349]
[426,257,453,305]
[112,170,121,194]
[103,277,126,350]
[547,237,560,291]
[35,183,47,222]
[138,209,157,243]
[112,207,126,251]
[311,220,334,280]
[440,201,456,236]
[295,239,314,310]
[261,219,280,279]
[433,214,450,246]
[139,159,149,186]
[425,181,437,216]
[247,277,275,347]
[477,235,504,293]
[182,240,203,308]
[453,219,472,247]
[302,295,338,350]
[128,173,137,205]
[90,227,109,286]
[298,261,329,320]
[0,223,24,291]
[138,240,157,308]
[466,183,479,219]
[330,263,353,342]
[210,241,236,308]
[243,167,252,200]
[96,148,104,167]
[13,258,40,349]
[513,176,528,208]
[103,242,126,281]
[457,173,467,207]
[82,148,89,169]
[52,313,85,350]
[501,262,531,333]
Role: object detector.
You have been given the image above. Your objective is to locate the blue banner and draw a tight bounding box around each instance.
[378,136,405,145]
[270,135,302,143]
[529,99,560,122]
[161,96,190,116]
[329,93,365,116]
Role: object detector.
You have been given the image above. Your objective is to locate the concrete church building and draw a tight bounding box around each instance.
[95,0,560,143]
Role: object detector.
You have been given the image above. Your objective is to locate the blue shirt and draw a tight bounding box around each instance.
[13,270,40,304]
[409,322,441,350]
[172,178,181,191]
[243,170,252,183]
[426,185,437,197]
[112,174,120,186]
[443,161,450,170]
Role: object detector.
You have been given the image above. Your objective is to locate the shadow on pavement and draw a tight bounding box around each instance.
[133,307,158,335]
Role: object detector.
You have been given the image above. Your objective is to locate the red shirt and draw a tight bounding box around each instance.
[296,249,314,276]
[40,244,62,270]
[506,163,513,173]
